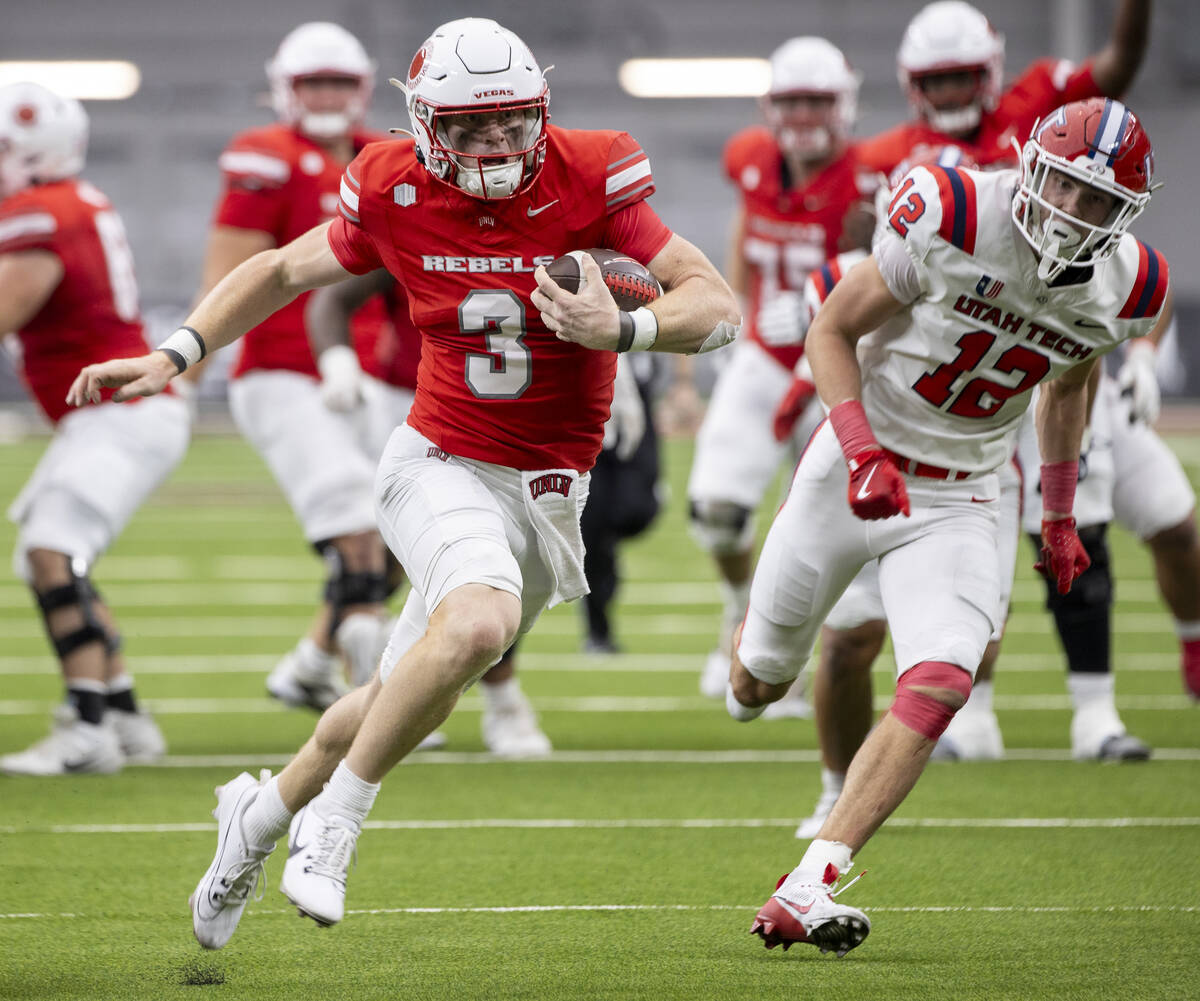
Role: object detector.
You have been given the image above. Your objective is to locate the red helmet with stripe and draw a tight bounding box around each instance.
[1013,98,1156,281]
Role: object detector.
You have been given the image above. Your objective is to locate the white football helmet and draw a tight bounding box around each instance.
[267,22,375,140]
[762,37,860,161]
[0,82,88,198]
[402,18,548,200]
[897,1,1005,134]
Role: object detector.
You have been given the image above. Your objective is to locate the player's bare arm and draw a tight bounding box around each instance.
[1089,0,1151,97]
[67,222,352,406]
[725,204,748,299]
[305,267,392,357]
[532,234,739,355]
[805,255,906,408]
[0,250,64,333]
[1035,355,1099,516]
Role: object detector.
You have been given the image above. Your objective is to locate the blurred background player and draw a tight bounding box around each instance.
[0,82,187,775]
[305,270,552,756]
[581,353,664,653]
[859,0,1150,175]
[194,22,395,711]
[687,37,872,706]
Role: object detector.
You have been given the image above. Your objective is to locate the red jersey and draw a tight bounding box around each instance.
[356,282,422,390]
[858,59,1103,174]
[724,127,875,370]
[0,180,152,424]
[213,123,389,379]
[327,127,672,472]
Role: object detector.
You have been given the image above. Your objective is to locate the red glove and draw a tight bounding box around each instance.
[847,448,910,520]
[772,377,816,442]
[1034,517,1091,595]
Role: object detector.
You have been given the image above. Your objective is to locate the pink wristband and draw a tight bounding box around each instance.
[1040,460,1078,516]
[828,400,879,464]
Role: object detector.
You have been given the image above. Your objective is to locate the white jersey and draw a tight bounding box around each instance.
[858,165,1170,473]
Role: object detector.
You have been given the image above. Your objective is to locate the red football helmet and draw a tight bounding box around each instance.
[1013,98,1156,281]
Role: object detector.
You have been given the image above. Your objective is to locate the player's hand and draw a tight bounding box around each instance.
[317,344,364,413]
[532,253,621,351]
[1034,517,1091,595]
[846,448,910,520]
[772,375,816,442]
[66,352,178,407]
[1116,339,1160,425]
[602,356,646,461]
[756,290,807,347]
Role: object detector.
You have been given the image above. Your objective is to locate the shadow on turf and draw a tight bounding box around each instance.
[178,958,226,986]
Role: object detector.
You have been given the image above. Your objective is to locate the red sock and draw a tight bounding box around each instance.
[1182,638,1200,700]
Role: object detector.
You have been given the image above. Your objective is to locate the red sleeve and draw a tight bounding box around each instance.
[1000,59,1102,123]
[0,207,59,255]
[600,200,672,265]
[327,214,383,275]
[604,132,655,214]
[213,142,292,233]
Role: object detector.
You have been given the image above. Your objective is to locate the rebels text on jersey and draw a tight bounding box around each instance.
[725,126,874,370]
[858,164,1169,474]
[860,59,1104,175]
[0,180,153,423]
[214,123,388,379]
[327,127,672,472]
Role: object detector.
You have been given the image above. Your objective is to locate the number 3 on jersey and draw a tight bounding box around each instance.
[462,290,532,400]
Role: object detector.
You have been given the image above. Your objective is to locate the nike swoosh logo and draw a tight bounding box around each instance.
[288,839,309,859]
[856,464,879,501]
[526,200,559,218]
[1073,318,1106,330]
[62,757,92,772]
[775,896,815,919]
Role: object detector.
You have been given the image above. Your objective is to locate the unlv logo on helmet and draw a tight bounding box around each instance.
[408,45,431,85]
[14,104,37,126]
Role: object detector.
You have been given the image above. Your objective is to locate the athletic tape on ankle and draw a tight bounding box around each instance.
[890,661,972,740]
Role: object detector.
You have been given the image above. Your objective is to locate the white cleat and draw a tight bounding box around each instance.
[266,650,348,712]
[1070,705,1150,761]
[482,690,552,759]
[0,705,122,776]
[189,770,276,950]
[280,802,359,927]
[751,864,871,957]
[699,649,731,699]
[931,710,1005,762]
[105,708,167,764]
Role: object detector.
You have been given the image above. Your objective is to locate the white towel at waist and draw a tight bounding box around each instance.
[520,468,591,607]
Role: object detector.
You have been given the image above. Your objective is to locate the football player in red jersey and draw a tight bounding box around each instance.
[193,22,397,712]
[0,83,187,776]
[688,36,875,705]
[306,272,554,757]
[858,0,1150,175]
[69,17,739,946]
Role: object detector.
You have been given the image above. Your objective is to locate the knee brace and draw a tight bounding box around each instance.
[890,661,973,740]
[34,566,115,659]
[317,542,389,638]
[687,499,755,556]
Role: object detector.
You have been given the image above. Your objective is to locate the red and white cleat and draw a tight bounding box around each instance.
[750,863,870,957]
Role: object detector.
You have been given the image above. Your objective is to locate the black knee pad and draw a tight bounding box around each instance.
[317,542,389,636]
[34,569,110,659]
[1032,524,1112,674]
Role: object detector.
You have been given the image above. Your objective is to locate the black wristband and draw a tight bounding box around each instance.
[159,348,188,374]
[616,311,635,353]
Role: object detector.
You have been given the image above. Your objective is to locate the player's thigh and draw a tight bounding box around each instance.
[374,424,522,617]
[880,492,1000,678]
[229,371,376,542]
[687,341,793,509]
[1110,413,1196,539]
[9,397,189,578]
[740,425,871,684]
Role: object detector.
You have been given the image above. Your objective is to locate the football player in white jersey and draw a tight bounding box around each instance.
[725,98,1169,956]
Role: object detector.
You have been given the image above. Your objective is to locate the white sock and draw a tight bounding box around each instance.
[1175,619,1200,641]
[293,637,337,685]
[718,579,752,645]
[793,838,853,882]
[961,679,994,714]
[820,767,846,797]
[1067,672,1115,713]
[318,760,380,828]
[725,681,766,722]
[242,775,293,846]
[481,676,523,710]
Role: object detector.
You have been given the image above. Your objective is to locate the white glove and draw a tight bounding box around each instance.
[1116,339,1161,426]
[602,354,646,461]
[755,290,808,347]
[317,344,364,413]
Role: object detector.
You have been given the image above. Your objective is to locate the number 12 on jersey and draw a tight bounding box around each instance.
[913,329,1050,418]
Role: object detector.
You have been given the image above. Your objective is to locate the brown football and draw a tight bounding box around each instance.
[545,248,662,311]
